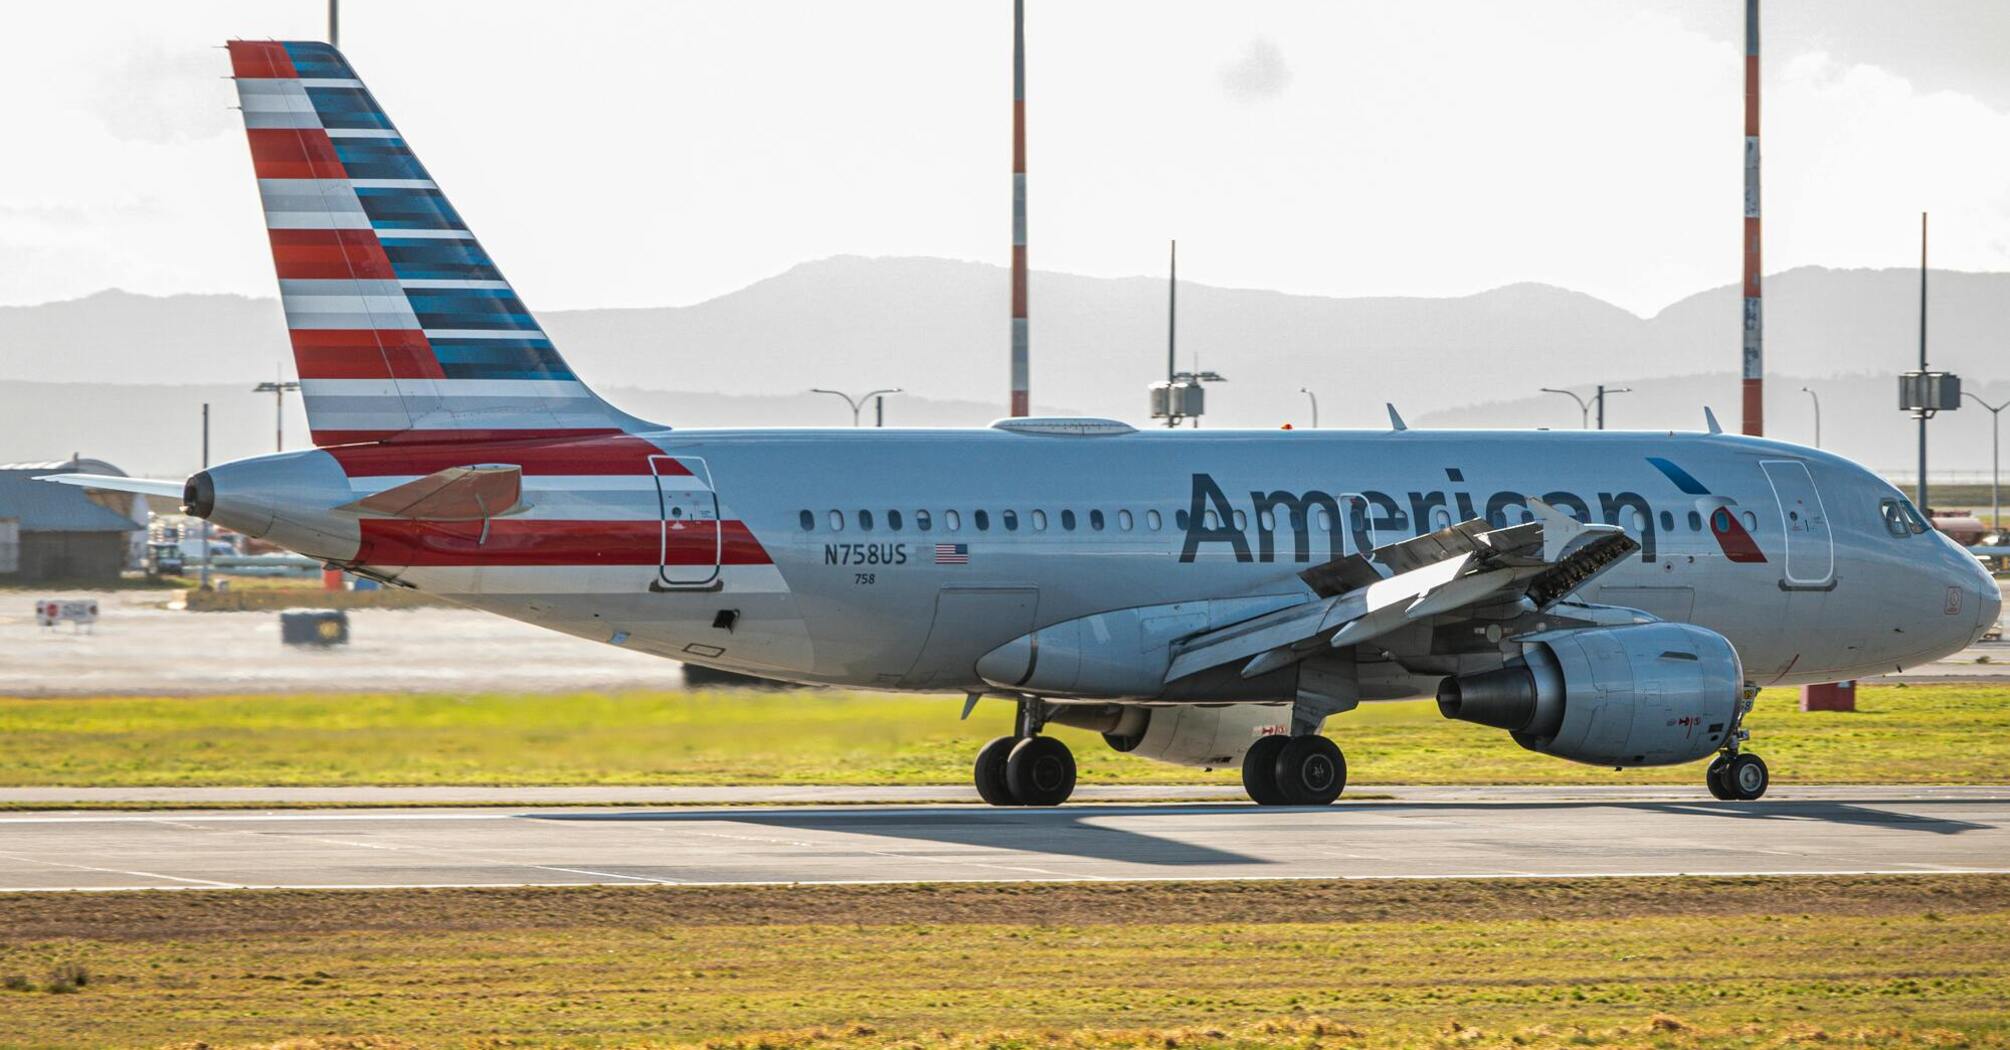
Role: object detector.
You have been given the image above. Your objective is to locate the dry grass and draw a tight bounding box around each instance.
[0,875,2006,1048]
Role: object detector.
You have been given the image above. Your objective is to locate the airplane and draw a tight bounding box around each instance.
[46,41,2001,808]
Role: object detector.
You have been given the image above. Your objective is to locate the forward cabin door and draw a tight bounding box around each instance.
[652,455,722,589]
[1761,460,1833,587]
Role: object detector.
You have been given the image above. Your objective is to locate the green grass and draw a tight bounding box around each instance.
[0,684,2005,787]
[1,876,2006,1048]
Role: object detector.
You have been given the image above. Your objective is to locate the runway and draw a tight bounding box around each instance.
[1,787,2005,892]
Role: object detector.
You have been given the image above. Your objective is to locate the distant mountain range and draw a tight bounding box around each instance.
[1,257,2004,477]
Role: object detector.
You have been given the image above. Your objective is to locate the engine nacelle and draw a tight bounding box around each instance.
[1049,702,1288,768]
[1435,622,1742,767]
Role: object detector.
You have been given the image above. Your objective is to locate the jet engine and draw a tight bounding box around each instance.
[1047,702,1288,769]
[1435,622,1742,767]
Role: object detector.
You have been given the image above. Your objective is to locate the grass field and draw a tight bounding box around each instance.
[0,875,2004,1048]
[0,683,2005,787]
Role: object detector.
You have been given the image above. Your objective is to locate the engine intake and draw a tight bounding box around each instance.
[1437,622,1742,767]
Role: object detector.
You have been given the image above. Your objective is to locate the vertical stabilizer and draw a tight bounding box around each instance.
[228,40,642,446]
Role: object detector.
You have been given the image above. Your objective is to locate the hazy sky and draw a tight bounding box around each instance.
[3,1,2007,316]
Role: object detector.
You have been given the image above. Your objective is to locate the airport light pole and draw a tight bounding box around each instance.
[811,388,901,427]
[1595,385,1630,430]
[1964,392,2005,530]
[253,378,302,451]
[1802,386,1821,448]
[1300,388,1319,429]
[1541,387,1591,429]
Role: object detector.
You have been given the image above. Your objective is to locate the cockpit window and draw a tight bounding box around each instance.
[1881,498,1928,537]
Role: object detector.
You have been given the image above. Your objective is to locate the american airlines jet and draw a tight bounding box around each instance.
[48,42,2000,808]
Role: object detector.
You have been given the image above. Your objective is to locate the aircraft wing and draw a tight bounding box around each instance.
[1164,499,1639,683]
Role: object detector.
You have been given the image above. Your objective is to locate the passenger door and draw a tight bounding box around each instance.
[652,455,721,589]
[1760,460,1833,587]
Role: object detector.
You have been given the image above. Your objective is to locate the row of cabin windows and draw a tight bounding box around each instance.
[798,505,1768,537]
[802,507,1172,534]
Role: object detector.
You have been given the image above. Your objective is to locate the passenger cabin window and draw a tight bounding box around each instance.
[1233,510,1248,530]
[799,510,815,531]
[1003,510,1019,532]
[857,509,874,532]
[1687,510,1703,532]
[1090,509,1105,531]
[1175,510,1189,530]
[828,510,844,531]
[973,510,990,531]
[916,510,932,532]
[1658,510,1674,532]
[1117,509,1132,531]
[887,510,903,531]
[1031,509,1048,530]
[945,509,961,531]
[1061,509,1077,531]
[1148,509,1164,531]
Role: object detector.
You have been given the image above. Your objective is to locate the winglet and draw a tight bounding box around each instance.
[1386,403,1408,431]
[1703,406,1723,435]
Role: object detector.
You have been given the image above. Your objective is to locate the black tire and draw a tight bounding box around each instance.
[1705,754,1735,801]
[1272,735,1346,806]
[1726,753,1769,801]
[1006,736,1076,806]
[973,736,1017,806]
[1242,735,1291,806]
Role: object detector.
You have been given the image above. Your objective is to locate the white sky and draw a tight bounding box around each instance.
[2,0,2006,316]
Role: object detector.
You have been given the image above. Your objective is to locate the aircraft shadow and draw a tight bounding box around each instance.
[527,805,1271,868]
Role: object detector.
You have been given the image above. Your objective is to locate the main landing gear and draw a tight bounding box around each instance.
[1241,733,1347,805]
[1705,683,1769,801]
[974,698,1077,806]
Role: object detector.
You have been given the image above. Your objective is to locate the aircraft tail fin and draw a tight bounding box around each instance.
[227,41,643,447]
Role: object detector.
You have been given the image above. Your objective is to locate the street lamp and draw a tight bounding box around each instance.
[811,388,902,427]
[1802,386,1821,448]
[1299,388,1319,429]
[1540,388,1590,429]
[1540,385,1629,429]
[1963,392,2006,531]
[253,378,302,451]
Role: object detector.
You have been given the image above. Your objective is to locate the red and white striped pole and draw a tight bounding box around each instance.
[1009,0,1030,417]
[1740,0,1763,436]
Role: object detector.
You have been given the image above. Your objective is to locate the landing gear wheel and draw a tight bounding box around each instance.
[1242,735,1291,806]
[1272,735,1346,806]
[973,736,1016,806]
[1705,754,1735,801]
[1005,736,1076,806]
[1725,753,1769,801]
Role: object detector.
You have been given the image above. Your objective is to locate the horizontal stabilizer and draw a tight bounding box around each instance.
[35,473,186,500]
[336,465,525,521]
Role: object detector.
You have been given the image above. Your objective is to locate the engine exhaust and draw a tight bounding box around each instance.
[1436,666,1540,731]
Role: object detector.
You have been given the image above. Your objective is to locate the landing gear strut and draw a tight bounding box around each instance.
[973,697,1077,806]
[1705,684,1769,801]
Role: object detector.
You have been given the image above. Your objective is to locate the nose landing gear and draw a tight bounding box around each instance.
[1705,684,1769,800]
[973,698,1077,806]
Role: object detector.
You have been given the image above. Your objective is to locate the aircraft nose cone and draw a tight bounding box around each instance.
[1976,574,2003,644]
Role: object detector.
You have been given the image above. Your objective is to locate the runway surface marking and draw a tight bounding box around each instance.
[1,794,2006,892]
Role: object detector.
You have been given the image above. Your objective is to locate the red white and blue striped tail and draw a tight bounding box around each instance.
[228,40,646,447]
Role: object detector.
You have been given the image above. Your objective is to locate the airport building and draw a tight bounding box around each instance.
[0,458,147,581]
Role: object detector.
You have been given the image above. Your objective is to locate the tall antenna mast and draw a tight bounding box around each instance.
[1008,0,1030,417]
[1740,0,1763,436]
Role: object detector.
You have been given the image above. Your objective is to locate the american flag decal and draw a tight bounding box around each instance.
[934,543,969,565]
